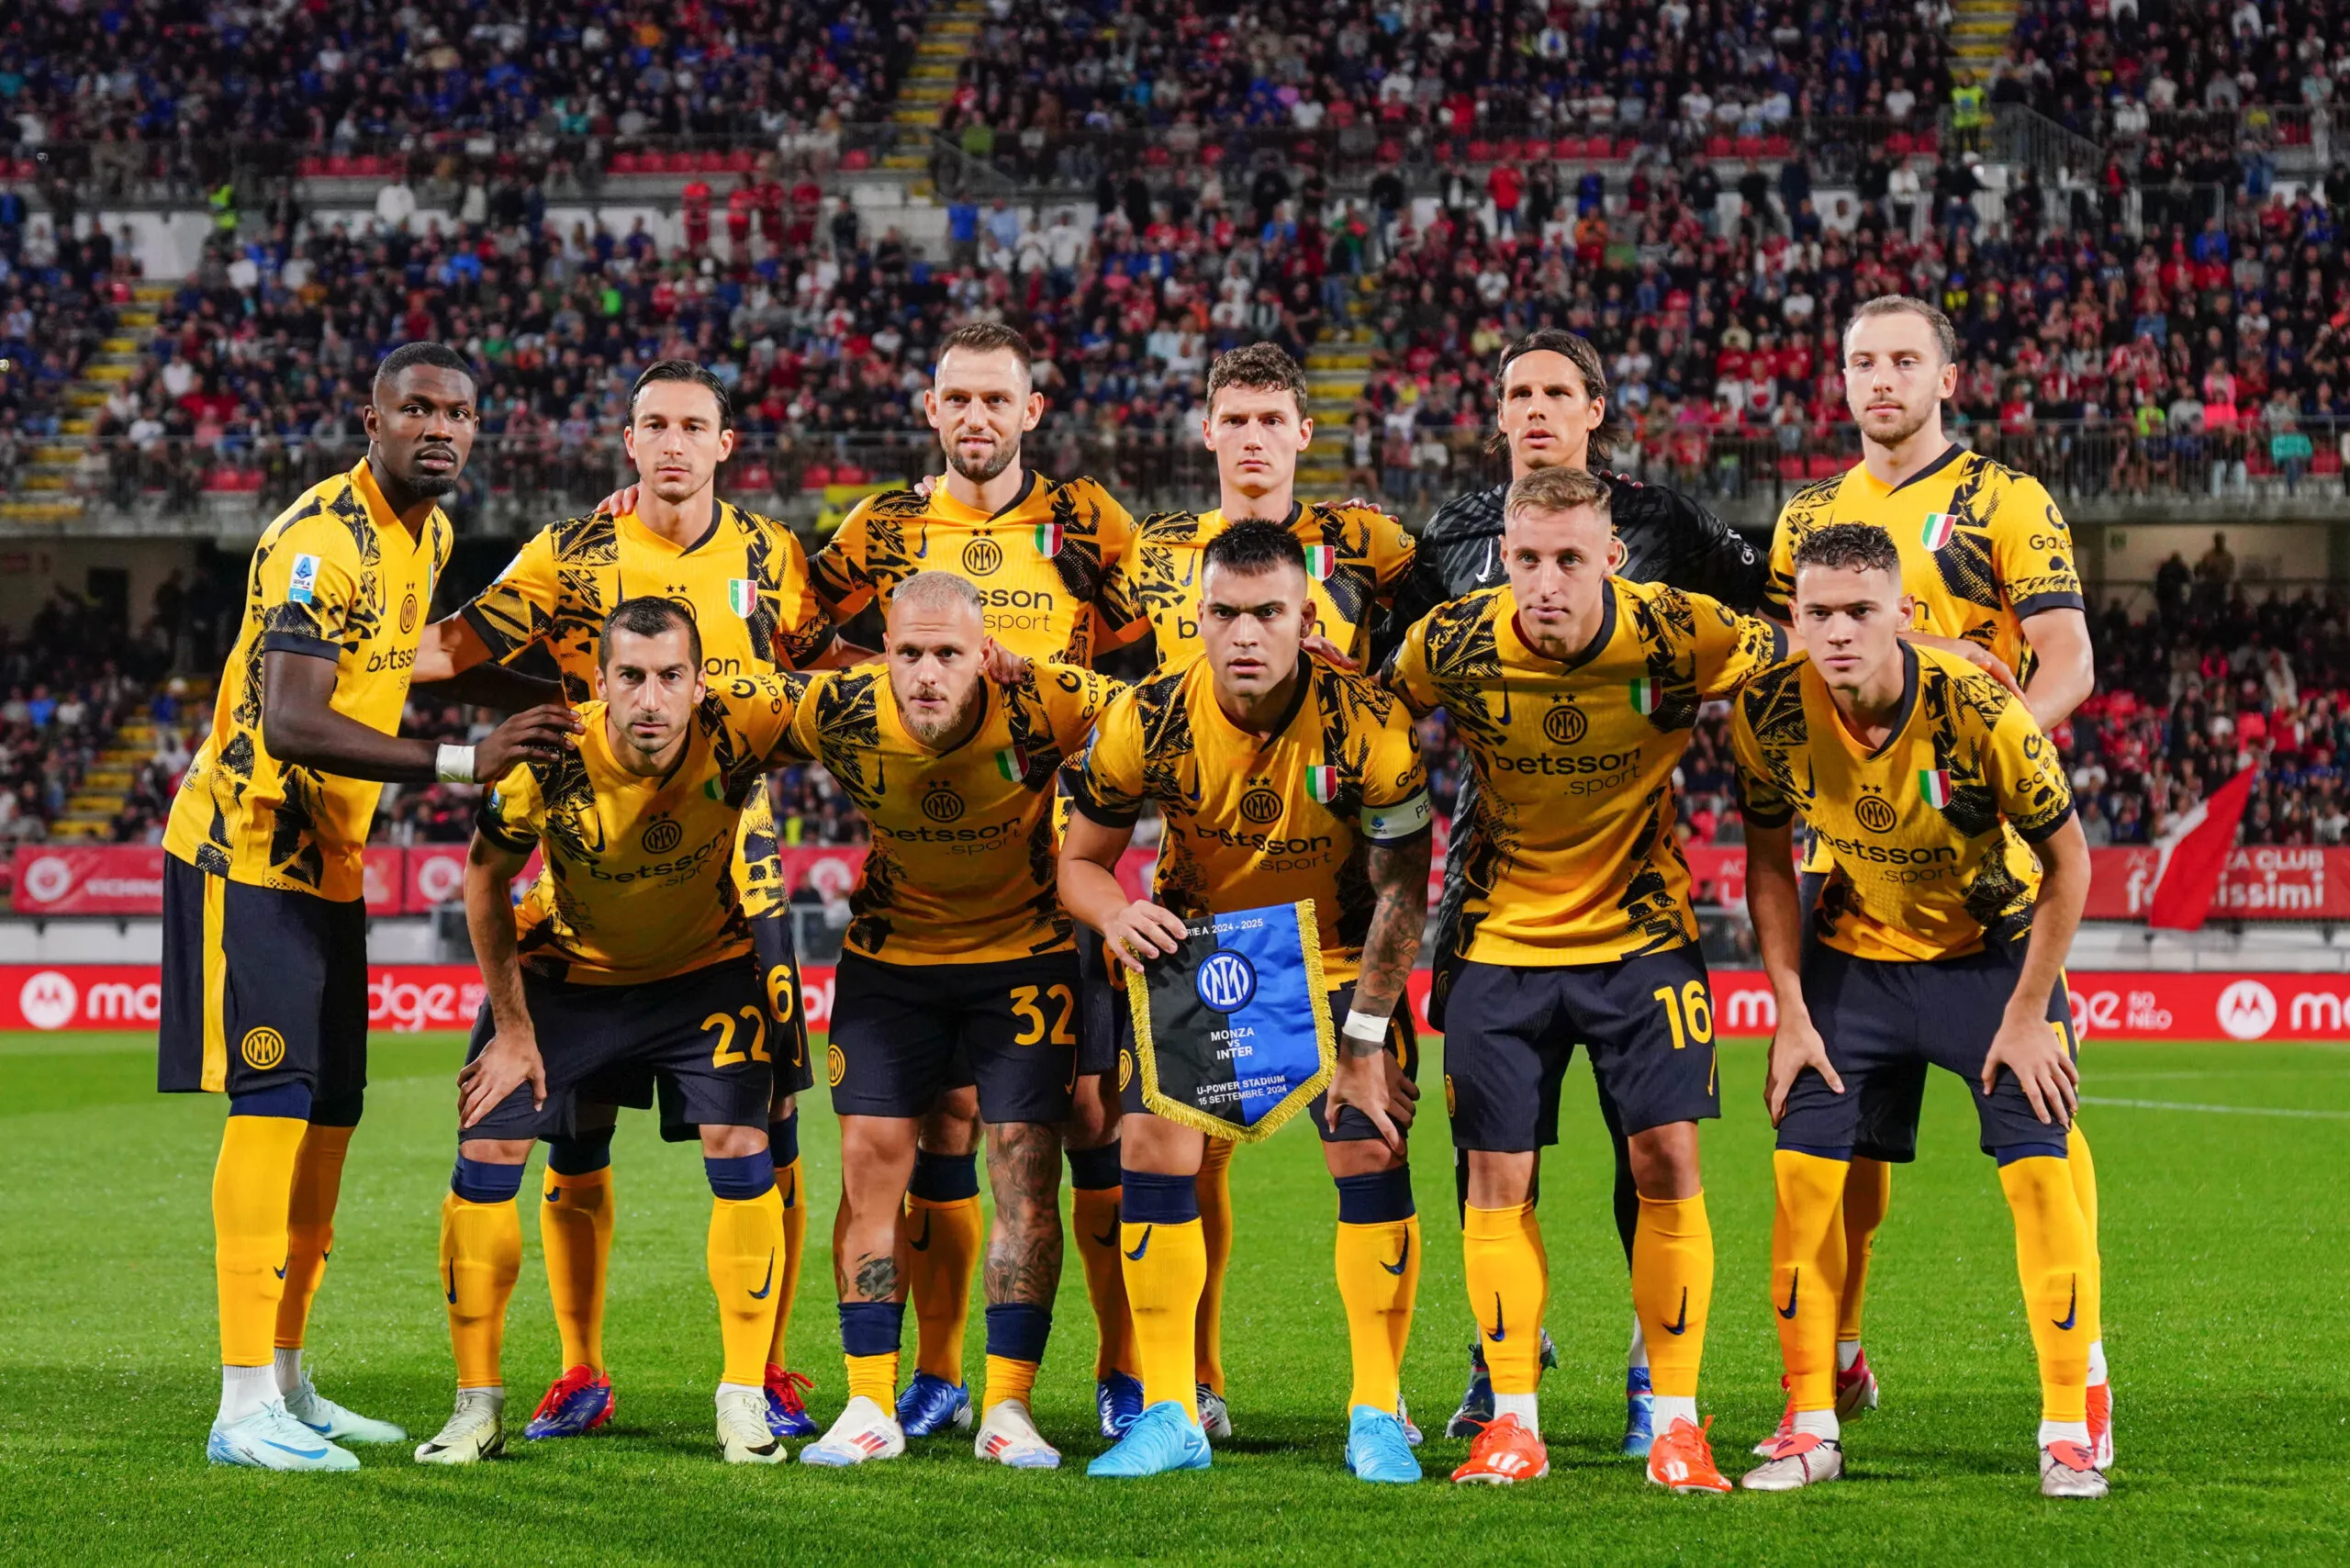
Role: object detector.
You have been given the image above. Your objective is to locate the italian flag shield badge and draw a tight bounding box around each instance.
[1033,522,1062,556]
[1302,544,1334,580]
[727,578,759,618]
[1305,766,1339,803]
[995,746,1027,782]
[1919,512,1957,551]
[1919,767,1953,808]
[1628,677,1661,714]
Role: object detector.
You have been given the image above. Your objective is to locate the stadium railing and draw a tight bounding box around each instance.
[66,419,2350,535]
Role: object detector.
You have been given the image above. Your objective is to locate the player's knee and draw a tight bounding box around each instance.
[1625,1121,1703,1200]
[984,1122,1063,1204]
[1060,1077,1118,1147]
[1120,1112,1205,1175]
[918,1089,982,1154]
[1323,1137,1406,1180]
[699,1121,769,1161]
[1464,1148,1537,1208]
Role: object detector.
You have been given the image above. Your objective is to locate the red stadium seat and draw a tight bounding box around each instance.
[832,465,868,486]
[1374,140,1400,164]
[1201,142,1226,165]
[1706,135,1731,158]
[1887,131,1914,156]
[734,463,773,491]
[1613,138,1637,159]
[1552,137,1581,160]
[1763,134,1790,157]
[1735,136,1764,158]
[1145,145,1171,166]
[297,155,324,177]
[1779,456,1807,480]
[800,464,834,489]
[1807,454,1842,478]
[725,148,755,172]
[1497,138,1524,163]
[1468,139,1495,164]
[611,151,643,174]
[840,148,871,171]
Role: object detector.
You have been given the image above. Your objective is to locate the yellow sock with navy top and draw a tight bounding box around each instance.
[1838,1156,1891,1348]
[1121,1169,1207,1418]
[442,1158,526,1389]
[768,1112,807,1371]
[541,1128,615,1372]
[904,1149,983,1385]
[1333,1168,1419,1414]
[1631,1191,1715,1406]
[983,1303,1053,1413]
[1193,1135,1235,1394]
[705,1153,787,1389]
[1461,1200,1548,1398]
[1998,1151,2097,1425]
[840,1300,904,1406]
[2066,1121,2106,1362]
[1771,1151,1852,1413]
[214,1111,309,1368]
[1068,1142,1136,1379]
[273,1119,353,1353]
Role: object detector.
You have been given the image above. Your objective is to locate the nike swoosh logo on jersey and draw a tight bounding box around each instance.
[1663,1287,1690,1336]
[1124,1225,1153,1261]
[1382,1235,1412,1277]
[749,1250,777,1300]
[909,1211,933,1250]
[1778,1271,1800,1319]
[444,1261,457,1305]
[273,1260,287,1280]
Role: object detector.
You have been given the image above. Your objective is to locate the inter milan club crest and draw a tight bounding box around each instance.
[727,578,759,618]
[1032,521,1062,556]
[1628,677,1661,715]
[1302,544,1335,581]
[1304,765,1338,804]
[1918,767,1953,809]
[1919,512,1958,551]
[993,745,1027,782]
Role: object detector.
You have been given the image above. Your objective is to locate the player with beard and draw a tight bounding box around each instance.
[809,324,1153,1443]
[1388,330,1769,1456]
[1752,297,2101,1463]
[160,344,577,1470]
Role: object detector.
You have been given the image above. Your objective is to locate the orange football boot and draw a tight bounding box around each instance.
[1647,1415,1733,1494]
[1449,1413,1550,1484]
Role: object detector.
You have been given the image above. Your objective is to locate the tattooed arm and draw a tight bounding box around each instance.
[1323,830,1431,1150]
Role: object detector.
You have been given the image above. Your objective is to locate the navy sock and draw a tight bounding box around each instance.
[983,1302,1053,1363]
[231,1082,312,1121]
[840,1300,907,1357]
[910,1148,980,1204]
[1067,1139,1122,1190]
[768,1109,800,1166]
[705,1150,778,1200]
[1120,1169,1200,1225]
[451,1156,526,1204]
[1335,1166,1416,1225]
[546,1125,614,1176]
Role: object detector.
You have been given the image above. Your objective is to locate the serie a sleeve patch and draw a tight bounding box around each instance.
[1362,790,1432,842]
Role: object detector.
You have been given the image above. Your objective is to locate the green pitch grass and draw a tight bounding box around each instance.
[1,1032,2345,1565]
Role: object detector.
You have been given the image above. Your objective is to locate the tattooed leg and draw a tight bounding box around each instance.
[834,1114,918,1302]
[982,1121,1066,1308]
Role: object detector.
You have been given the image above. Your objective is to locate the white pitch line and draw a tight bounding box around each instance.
[2077,1096,2350,1120]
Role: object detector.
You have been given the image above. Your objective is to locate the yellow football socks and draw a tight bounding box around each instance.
[1193,1136,1235,1394]
[982,1303,1053,1414]
[1631,1192,1715,1401]
[2066,1121,2105,1353]
[1068,1143,1136,1380]
[1770,1151,1852,1412]
[1333,1169,1419,1414]
[1461,1200,1547,1396]
[708,1185,787,1388]
[440,1179,523,1390]
[904,1150,982,1385]
[272,1121,352,1353]
[1998,1154,2096,1423]
[772,1149,807,1371]
[1839,1156,1891,1347]
[845,1351,899,1406]
[540,1166,613,1373]
[840,1297,905,1406]
[213,1114,307,1366]
[1121,1170,1206,1417]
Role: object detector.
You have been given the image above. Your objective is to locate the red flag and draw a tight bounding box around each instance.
[2145,767,2256,930]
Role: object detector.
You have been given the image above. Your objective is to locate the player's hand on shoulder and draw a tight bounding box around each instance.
[981,641,1032,686]
[1102,900,1190,966]
[1763,1005,1841,1126]
[458,1026,545,1127]
[912,473,944,500]
[1301,633,1359,672]
[596,483,640,518]
[1903,631,2023,701]
[476,703,581,780]
[1983,1013,2079,1126]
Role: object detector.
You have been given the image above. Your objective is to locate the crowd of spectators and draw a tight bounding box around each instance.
[0,192,131,454]
[0,0,925,153]
[945,0,1953,170]
[0,588,173,844]
[1997,0,2350,142]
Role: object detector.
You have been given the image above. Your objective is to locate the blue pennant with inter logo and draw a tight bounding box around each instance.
[1125,901,1333,1143]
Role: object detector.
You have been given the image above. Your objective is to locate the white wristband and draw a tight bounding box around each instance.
[1341,1008,1391,1045]
[435,744,476,784]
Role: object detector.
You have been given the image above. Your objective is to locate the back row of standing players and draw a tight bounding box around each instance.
[161,297,2107,1495]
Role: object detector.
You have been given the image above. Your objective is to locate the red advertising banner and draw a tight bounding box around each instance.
[6,963,2346,1045]
[2077,846,2350,921]
[11,846,168,915]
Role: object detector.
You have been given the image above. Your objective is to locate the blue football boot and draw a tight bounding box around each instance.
[1096,1371,1145,1439]
[1087,1400,1213,1477]
[894,1371,972,1438]
[1346,1406,1423,1483]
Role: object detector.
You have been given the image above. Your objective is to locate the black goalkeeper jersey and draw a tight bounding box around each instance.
[1388,473,1774,972]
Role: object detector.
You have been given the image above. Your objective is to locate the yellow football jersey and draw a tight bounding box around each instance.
[165,461,451,902]
[811,472,1146,665]
[477,680,799,985]
[1069,655,1433,983]
[1111,501,1417,667]
[462,502,832,701]
[1763,447,2084,684]
[1385,578,1785,965]
[775,663,1122,963]
[1729,643,2076,962]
